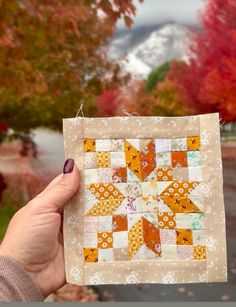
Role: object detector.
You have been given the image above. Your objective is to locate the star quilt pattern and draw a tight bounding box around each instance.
[63,114,227,285]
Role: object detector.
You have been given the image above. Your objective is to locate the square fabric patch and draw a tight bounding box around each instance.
[63,113,227,285]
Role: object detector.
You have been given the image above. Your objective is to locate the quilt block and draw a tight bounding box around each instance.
[63,113,227,285]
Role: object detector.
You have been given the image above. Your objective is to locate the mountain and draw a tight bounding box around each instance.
[109,23,190,78]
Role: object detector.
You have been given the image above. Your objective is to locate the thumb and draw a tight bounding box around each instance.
[35,159,79,212]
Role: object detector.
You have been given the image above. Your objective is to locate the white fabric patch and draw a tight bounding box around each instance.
[113,231,128,248]
[161,244,177,259]
[97,168,112,183]
[188,167,203,181]
[192,229,205,244]
[125,182,142,198]
[187,151,201,167]
[84,152,97,169]
[84,217,99,233]
[96,139,112,151]
[110,151,126,167]
[98,216,112,232]
[98,248,114,262]
[84,169,98,184]
[111,139,124,151]
[84,232,97,248]
[171,137,187,151]
[156,152,172,167]
[155,139,171,153]
[175,213,192,229]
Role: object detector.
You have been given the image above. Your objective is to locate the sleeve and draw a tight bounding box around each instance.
[0,255,44,302]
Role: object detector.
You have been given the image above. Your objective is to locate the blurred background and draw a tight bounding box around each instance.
[0,0,236,302]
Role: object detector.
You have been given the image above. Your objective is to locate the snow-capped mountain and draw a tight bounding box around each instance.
[110,23,190,78]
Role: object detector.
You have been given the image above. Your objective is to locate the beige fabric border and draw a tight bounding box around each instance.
[63,113,227,285]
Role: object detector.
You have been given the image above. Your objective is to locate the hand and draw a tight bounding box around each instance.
[0,159,79,298]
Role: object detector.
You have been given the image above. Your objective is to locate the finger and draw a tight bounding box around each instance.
[33,159,79,213]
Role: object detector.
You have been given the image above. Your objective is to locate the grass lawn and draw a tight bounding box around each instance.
[0,205,19,241]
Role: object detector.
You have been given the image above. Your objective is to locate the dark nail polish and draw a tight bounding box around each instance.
[63,158,74,174]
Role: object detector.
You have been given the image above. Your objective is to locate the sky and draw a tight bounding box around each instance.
[117,0,205,29]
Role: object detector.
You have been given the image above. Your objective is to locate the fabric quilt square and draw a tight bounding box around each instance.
[112,167,127,183]
[187,136,200,151]
[171,137,187,151]
[63,113,227,285]
[113,231,128,248]
[187,151,201,167]
[98,248,114,262]
[193,245,206,260]
[97,231,113,249]
[176,229,193,245]
[188,166,203,181]
[160,229,176,244]
[84,139,96,152]
[84,169,98,184]
[98,216,112,232]
[171,151,188,167]
[125,182,142,198]
[155,138,171,153]
[110,152,126,167]
[112,214,128,232]
[157,167,173,181]
[177,245,193,259]
[161,244,177,259]
[96,152,111,168]
[111,139,124,151]
[84,217,99,233]
[96,139,112,152]
[192,229,205,245]
[84,232,97,248]
[156,152,171,167]
[97,168,112,183]
[175,213,193,229]
[83,248,98,263]
[84,152,97,169]
[158,212,176,229]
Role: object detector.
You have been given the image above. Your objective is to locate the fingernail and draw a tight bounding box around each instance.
[63,158,74,174]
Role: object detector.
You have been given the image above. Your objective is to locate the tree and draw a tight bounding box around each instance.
[95,89,122,117]
[151,80,187,116]
[146,62,170,92]
[168,0,236,122]
[0,0,142,141]
[104,78,187,117]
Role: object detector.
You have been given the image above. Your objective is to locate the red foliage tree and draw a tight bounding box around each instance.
[95,89,122,116]
[168,0,236,122]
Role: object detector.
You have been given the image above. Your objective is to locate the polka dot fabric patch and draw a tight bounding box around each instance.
[63,114,227,285]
